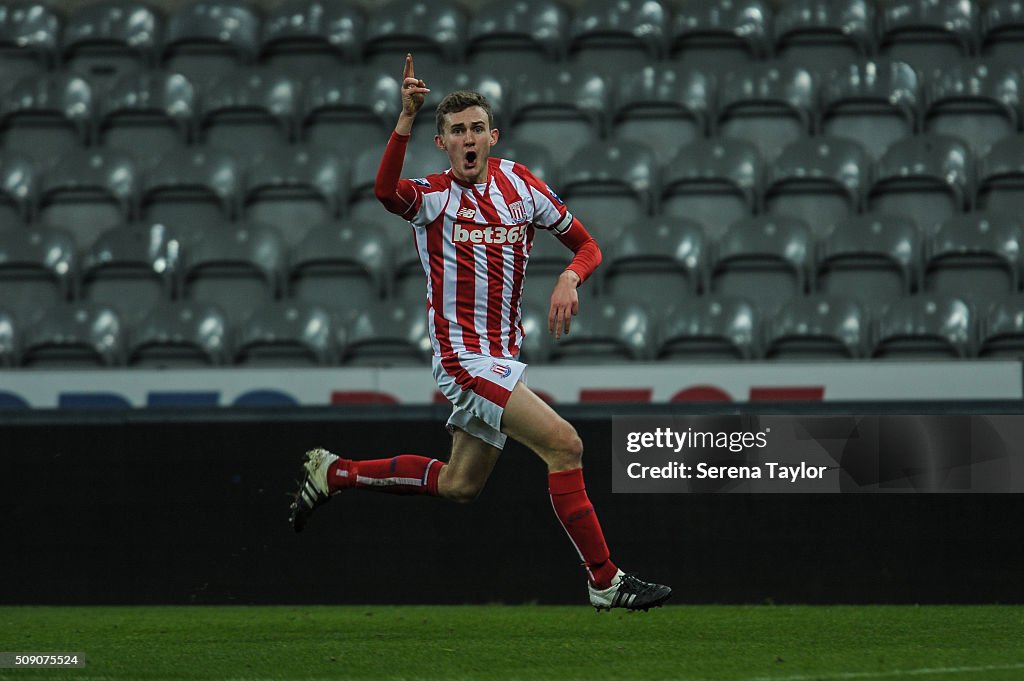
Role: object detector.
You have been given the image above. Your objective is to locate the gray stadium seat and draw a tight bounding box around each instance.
[612,65,713,166]
[815,214,921,307]
[923,212,1022,304]
[346,143,443,236]
[0,2,60,81]
[670,0,772,69]
[492,139,558,186]
[657,295,759,361]
[300,67,398,158]
[818,58,920,160]
[80,223,178,325]
[868,134,973,235]
[976,134,1024,216]
[773,0,875,70]
[0,149,37,227]
[198,67,300,153]
[878,0,979,74]
[982,0,1024,60]
[872,294,974,359]
[0,226,76,325]
[288,220,392,310]
[660,138,762,239]
[978,293,1024,357]
[601,218,706,303]
[242,145,345,245]
[516,302,552,364]
[62,0,162,87]
[363,0,466,71]
[567,0,669,70]
[764,136,869,235]
[140,146,242,226]
[162,0,259,89]
[410,67,510,135]
[127,299,229,367]
[715,62,817,162]
[0,72,95,162]
[259,0,365,76]
[466,0,568,71]
[181,221,286,325]
[922,59,1021,154]
[557,140,657,240]
[710,215,813,315]
[22,302,124,367]
[548,297,652,364]
[99,70,197,157]
[234,300,341,366]
[37,148,139,247]
[342,299,431,367]
[0,307,16,366]
[764,293,868,359]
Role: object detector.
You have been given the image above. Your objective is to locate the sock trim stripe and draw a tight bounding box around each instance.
[356,475,425,488]
[421,458,440,486]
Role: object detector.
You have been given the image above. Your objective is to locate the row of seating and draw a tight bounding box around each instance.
[4,0,1024,82]
[1,212,1020,328]
[2,291,1022,369]
[2,57,1023,162]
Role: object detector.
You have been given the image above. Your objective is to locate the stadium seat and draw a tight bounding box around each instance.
[62,0,162,87]
[288,220,392,310]
[259,0,365,76]
[815,214,921,307]
[98,70,197,157]
[234,299,341,366]
[342,299,431,367]
[763,293,868,359]
[611,65,713,166]
[878,0,979,75]
[872,294,974,359]
[513,303,551,364]
[346,141,445,236]
[162,0,260,89]
[567,0,669,70]
[923,213,1022,304]
[0,226,76,325]
[601,218,706,302]
[300,67,399,158]
[0,307,16,366]
[0,149,37,227]
[763,136,869,235]
[506,65,609,162]
[977,293,1024,357]
[922,59,1021,154]
[37,148,139,248]
[363,0,467,71]
[557,140,657,239]
[0,72,95,162]
[80,223,178,325]
[466,0,568,71]
[242,145,345,245]
[976,134,1024,215]
[982,0,1024,60]
[411,67,510,135]
[21,301,124,367]
[140,146,242,226]
[519,224,574,309]
[773,0,874,70]
[656,295,759,361]
[181,221,286,325]
[660,138,762,239]
[0,2,60,81]
[670,0,772,69]
[548,297,652,364]
[714,62,817,162]
[868,134,972,236]
[492,139,557,186]
[127,299,229,367]
[710,215,813,315]
[198,67,300,152]
[818,58,921,160]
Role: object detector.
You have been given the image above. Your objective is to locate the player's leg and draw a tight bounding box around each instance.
[501,382,671,611]
[436,428,501,503]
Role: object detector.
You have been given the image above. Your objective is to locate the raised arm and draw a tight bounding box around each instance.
[374,54,431,217]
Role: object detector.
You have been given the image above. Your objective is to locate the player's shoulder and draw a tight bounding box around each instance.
[491,156,541,185]
[408,170,453,192]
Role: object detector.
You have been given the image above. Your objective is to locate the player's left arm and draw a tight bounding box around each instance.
[548,217,602,339]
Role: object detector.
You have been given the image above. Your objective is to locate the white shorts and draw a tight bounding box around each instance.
[432,353,528,450]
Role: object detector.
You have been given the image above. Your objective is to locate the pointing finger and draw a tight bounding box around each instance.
[403,53,414,80]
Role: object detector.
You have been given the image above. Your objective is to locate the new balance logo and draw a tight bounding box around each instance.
[456,207,476,220]
[452,221,527,246]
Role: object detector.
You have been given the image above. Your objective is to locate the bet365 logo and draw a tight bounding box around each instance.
[452,221,527,245]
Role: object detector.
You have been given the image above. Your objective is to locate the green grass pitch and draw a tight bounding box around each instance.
[0,605,1021,681]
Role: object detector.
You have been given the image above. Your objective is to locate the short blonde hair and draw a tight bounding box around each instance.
[436,90,494,135]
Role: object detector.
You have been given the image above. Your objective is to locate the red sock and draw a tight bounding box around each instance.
[327,456,443,496]
[549,468,619,589]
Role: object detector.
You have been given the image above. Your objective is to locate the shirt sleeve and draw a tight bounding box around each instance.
[374,131,424,221]
[555,217,602,285]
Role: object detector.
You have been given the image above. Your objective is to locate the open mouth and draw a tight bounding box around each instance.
[465,151,478,167]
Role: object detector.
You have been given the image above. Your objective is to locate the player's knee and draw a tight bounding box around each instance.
[550,426,583,470]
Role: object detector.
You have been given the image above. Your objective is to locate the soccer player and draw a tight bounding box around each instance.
[289,55,671,612]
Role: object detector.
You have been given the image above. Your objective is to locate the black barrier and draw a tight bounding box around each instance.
[1,402,1022,605]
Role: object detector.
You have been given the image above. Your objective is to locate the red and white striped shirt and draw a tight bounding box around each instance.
[376,132,601,360]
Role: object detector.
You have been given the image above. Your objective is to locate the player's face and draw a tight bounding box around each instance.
[436,106,499,184]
